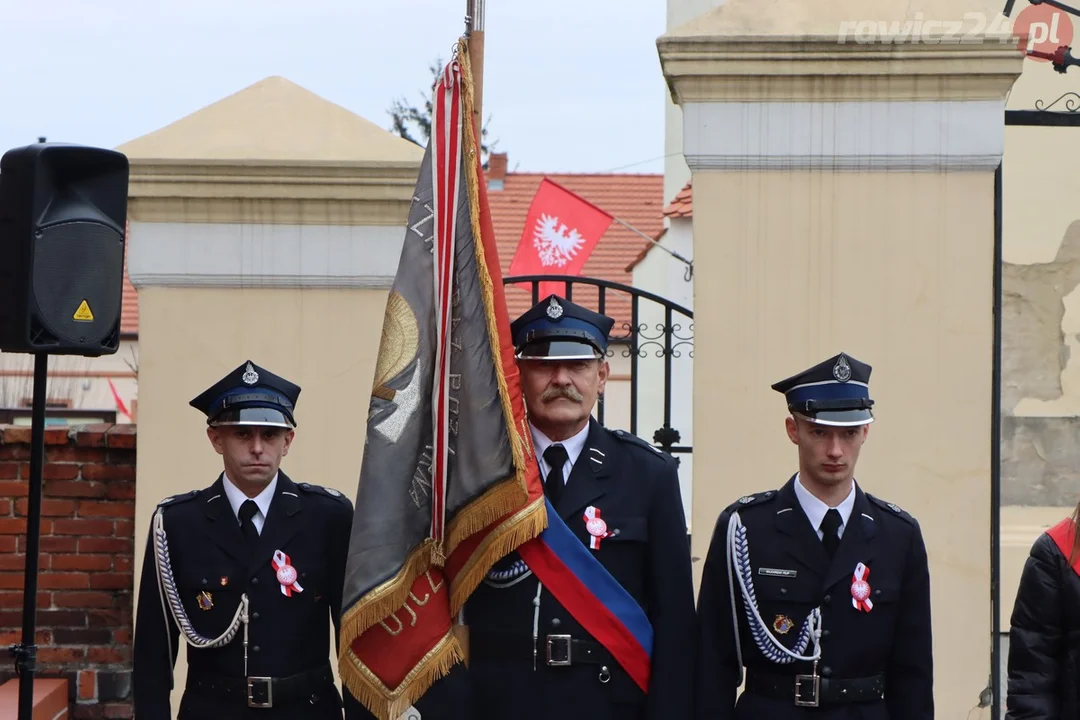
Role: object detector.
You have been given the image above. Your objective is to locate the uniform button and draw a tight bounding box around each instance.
[201,578,207,585]
[252,577,259,585]
[874,589,881,596]
[302,572,307,578]
[779,588,787,595]
[822,629,831,639]
[823,594,831,604]
[253,646,261,653]
[822,666,832,677]
[252,612,260,620]
[551,618,561,628]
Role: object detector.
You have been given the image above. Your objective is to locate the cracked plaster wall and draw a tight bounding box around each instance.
[1004,219,1080,505]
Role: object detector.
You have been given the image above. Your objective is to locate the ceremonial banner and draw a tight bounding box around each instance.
[338,39,546,720]
[508,178,613,299]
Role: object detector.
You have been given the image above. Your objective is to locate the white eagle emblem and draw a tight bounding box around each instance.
[532,213,586,267]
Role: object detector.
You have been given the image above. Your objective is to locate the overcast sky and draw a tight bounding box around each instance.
[0,0,671,174]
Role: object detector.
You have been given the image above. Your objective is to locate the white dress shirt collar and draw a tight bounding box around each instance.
[222,471,278,535]
[530,421,590,484]
[794,473,856,539]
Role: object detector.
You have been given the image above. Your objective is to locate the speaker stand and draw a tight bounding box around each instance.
[9,353,48,720]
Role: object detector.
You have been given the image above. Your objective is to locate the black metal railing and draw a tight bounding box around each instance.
[503,274,693,458]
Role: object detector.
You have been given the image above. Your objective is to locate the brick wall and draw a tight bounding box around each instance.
[0,423,136,719]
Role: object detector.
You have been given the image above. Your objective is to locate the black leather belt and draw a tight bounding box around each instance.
[469,631,613,667]
[745,670,885,707]
[186,664,335,708]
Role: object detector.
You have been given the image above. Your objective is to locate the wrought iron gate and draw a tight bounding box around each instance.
[502,274,693,461]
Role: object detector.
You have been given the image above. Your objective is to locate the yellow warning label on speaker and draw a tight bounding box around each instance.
[73,300,94,322]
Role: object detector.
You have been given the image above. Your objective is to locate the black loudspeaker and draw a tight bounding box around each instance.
[0,143,129,357]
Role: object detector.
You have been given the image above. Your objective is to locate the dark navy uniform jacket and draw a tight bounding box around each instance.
[132,472,354,720]
[457,418,697,720]
[695,475,934,720]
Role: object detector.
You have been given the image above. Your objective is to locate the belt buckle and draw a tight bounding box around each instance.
[794,673,820,708]
[546,635,572,666]
[247,676,273,708]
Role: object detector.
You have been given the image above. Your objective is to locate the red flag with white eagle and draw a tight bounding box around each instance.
[508,178,614,298]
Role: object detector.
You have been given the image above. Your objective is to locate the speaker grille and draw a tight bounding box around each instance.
[32,221,123,348]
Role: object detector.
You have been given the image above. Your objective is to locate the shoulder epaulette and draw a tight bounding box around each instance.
[297,482,351,505]
[610,428,674,462]
[157,489,200,509]
[866,493,917,525]
[724,489,778,513]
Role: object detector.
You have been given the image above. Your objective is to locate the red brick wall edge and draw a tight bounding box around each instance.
[0,423,136,720]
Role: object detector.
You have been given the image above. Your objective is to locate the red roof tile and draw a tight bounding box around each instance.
[487,172,664,336]
[121,222,138,337]
[664,181,692,218]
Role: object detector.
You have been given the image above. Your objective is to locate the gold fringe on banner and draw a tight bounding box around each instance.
[449,495,546,613]
[340,629,465,720]
[338,538,434,658]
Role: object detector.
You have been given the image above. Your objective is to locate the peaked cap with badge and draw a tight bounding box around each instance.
[771,352,874,427]
[189,360,301,429]
[510,294,615,361]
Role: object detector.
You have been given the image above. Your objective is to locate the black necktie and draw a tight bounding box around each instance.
[239,499,260,545]
[820,509,842,558]
[543,444,569,508]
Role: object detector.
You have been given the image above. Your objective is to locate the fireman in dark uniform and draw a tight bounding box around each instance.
[461,295,697,720]
[695,353,934,719]
[132,360,354,719]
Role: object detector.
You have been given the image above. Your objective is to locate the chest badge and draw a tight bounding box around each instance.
[850,562,874,612]
[219,576,229,587]
[197,591,214,611]
[583,506,613,550]
[773,614,794,635]
[272,550,304,597]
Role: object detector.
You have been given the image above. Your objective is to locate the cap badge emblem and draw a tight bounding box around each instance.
[242,362,259,385]
[833,355,852,383]
[546,297,563,320]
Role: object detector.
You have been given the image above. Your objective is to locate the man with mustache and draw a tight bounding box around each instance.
[132,360,354,719]
[694,353,933,719]
[462,294,697,720]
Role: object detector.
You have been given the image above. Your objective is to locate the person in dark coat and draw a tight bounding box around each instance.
[695,353,934,719]
[1006,500,1080,719]
[458,294,697,720]
[132,360,354,719]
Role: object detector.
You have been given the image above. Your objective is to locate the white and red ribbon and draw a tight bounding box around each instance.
[850,562,873,612]
[428,57,465,557]
[583,506,612,550]
[272,550,303,597]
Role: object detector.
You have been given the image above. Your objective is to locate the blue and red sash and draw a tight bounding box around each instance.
[517,499,653,692]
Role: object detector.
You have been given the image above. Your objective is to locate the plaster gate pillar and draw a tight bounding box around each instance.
[658,1,1023,714]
